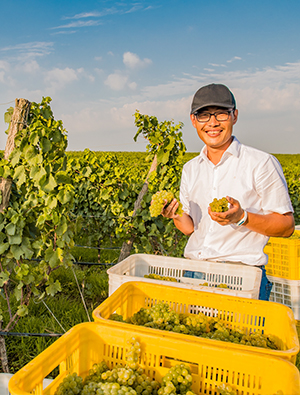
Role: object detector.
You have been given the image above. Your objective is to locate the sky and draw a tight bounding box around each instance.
[0,0,300,154]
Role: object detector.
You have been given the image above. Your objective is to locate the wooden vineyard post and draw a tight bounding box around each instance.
[117,155,157,263]
[0,98,31,213]
[0,98,31,373]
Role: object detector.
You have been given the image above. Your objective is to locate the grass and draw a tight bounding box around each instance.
[0,264,109,374]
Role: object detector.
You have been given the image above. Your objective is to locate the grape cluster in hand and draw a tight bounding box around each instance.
[150,191,183,217]
[209,197,229,212]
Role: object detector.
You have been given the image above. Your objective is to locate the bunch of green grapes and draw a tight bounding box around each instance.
[54,372,84,395]
[289,231,300,239]
[54,337,197,395]
[110,302,278,350]
[200,283,228,288]
[150,190,183,217]
[144,274,178,282]
[217,383,237,395]
[158,364,194,395]
[209,197,229,212]
[55,337,160,395]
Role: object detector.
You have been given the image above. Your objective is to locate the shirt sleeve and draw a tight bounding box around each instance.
[255,155,294,214]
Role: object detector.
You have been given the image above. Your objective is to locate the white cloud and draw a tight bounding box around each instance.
[208,63,227,68]
[1,42,54,58]
[0,60,10,71]
[104,73,128,90]
[227,56,242,63]
[44,67,80,90]
[51,30,77,35]
[0,71,5,83]
[123,52,152,69]
[128,82,137,90]
[22,60,40,73]
[52,20,101,29]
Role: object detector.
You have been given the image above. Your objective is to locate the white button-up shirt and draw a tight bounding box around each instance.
[180,137,293,266]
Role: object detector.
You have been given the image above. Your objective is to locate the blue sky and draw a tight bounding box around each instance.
[0,0,300,154]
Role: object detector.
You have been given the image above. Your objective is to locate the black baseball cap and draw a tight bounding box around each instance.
[191,83,236,114]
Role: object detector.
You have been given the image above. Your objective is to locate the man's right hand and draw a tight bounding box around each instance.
[161,199,181,219]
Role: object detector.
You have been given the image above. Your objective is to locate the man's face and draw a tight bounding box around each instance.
[190,106,238,152]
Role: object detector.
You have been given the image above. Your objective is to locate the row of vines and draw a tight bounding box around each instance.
[0,97,299,373]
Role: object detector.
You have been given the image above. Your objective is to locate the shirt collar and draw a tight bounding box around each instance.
[198,136,241,164]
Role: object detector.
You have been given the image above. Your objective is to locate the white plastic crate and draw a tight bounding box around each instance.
[107,254,262,299]
[269,275,300,320]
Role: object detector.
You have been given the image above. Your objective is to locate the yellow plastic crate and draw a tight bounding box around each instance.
[8,322,300,395]
[92,282,299,363]
[264,230,300,280]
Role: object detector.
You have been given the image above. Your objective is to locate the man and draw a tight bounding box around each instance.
[162,83,295,300]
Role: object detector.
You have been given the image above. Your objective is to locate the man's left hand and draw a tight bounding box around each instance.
[208,196,245,226]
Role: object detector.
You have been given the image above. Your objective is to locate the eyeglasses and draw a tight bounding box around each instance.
[195,109,234,123]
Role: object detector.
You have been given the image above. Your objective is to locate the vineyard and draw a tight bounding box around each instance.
[0,98,299,379]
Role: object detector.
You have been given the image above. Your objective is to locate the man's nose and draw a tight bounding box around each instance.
[208,114,220,126]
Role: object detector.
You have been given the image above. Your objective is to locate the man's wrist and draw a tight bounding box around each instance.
[236,210,248,227]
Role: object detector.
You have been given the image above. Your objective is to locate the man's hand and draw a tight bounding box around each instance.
[208,196,245,226]
[161,198,181,219]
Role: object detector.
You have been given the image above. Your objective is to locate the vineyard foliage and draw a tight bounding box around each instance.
[0,98,299,327]
[0,98,80,328]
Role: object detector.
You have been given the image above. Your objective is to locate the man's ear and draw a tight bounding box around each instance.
[190,113,197,128]
[233,109,238,125]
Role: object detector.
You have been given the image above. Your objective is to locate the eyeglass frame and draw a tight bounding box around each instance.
[194,108,235,123]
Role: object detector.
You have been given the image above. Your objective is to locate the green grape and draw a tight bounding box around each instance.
[144,274,178,282]
[161,364,195,395]
[289,231,300,239]
[217,284,228,288]
[150,190,183,217]
[217,383,237,395]
[209,197,229,212]
[54,372,83,395]
[109,313,125,322]
[111,302,278,351]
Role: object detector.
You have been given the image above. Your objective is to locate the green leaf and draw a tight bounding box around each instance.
[46,280,61,296]
[4,107,14,124]
[57,189,72,204]
[13,165,26,186]
[9,150,21,167]
[10,244,23,260]
[45,248,63,268]
[5,223,16,236]
[8,234,22,245]
[41,137,52,153]
[45,196,57,209]
[138,223,146,232]
[157,149,169,165]
[24,144,37,161]
[56,221,68,236]
[29,131,39,145]
[55,171,72,185]
[17,304,28,317]
[40,173,57,192]
[0,270,10,286]
[30,165,47,182]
